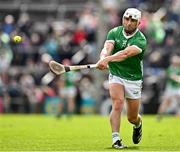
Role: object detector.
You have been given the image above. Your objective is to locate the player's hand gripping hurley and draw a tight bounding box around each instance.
[49,60,97,75]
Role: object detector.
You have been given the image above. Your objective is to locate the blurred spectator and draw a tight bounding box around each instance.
[41,33,60,62]
[56,59,79,117]
[0,32,13,83]
[105,7,120,28]
[78,4,98,43]
[7,75,23,113]
[43,85,58,114]
[2,15,15,35]
[79,74,96,114]
[19,72,44,113]
[146,8,166,45]
[18,13,33,38]
[72,25,87,46]
[157,55,180,120]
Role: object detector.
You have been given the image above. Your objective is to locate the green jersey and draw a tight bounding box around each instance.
[166,66,180,88]
[63,71,77,87]
[107,26,147,80]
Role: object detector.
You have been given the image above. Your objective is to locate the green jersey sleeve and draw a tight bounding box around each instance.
[130,32,147,53]
[107,29,114,40]
[106,27,118,43]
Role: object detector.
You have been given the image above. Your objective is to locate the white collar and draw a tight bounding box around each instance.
[122,28,138,39]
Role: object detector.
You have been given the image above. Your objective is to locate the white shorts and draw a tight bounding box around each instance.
[59,86,77,98]
[164,85,180,98]
[109,74,142,99]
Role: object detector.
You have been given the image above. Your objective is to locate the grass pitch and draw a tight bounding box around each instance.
[0,114,180,151]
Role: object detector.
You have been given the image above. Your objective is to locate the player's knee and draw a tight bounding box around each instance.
[127,116,138,124]
[113,99,124,111]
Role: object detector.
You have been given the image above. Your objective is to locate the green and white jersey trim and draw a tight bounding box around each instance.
[122,28,139,39]
[131,45,142,53]
[106,40,115,44]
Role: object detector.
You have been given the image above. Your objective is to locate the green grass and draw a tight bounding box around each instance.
[0,114,180,151]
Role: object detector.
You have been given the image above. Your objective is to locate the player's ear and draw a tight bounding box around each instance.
[138,20,141,26]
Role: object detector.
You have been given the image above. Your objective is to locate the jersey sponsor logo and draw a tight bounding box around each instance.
[122,40,127,47]
[133,91,139,95]
[115,39,120,43]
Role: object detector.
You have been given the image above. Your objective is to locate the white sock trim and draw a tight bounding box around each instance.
[112,132,120,144]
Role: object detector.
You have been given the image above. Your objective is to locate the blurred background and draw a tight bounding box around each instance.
[0,0,179,116]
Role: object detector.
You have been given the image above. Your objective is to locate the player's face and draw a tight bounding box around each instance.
[122,16,140,34]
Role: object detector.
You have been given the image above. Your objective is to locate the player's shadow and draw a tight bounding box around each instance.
[105,146,139,150]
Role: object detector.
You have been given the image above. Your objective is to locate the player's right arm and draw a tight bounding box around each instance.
[100,42,114,60]
[97,28,115,70]
[97,42,114,70]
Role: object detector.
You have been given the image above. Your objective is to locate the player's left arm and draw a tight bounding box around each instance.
[104,36,147,63]
[105,45,142,62]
